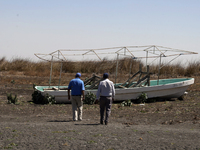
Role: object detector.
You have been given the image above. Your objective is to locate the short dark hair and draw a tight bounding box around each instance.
[103,73,109,79]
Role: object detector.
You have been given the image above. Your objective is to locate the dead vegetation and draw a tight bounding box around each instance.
[0,57,200,79]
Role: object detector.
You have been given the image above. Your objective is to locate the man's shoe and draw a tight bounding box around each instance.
[105,122,108,125]
[100,121,103,125]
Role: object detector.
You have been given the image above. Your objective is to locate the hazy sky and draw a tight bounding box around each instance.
[1,0,200,62]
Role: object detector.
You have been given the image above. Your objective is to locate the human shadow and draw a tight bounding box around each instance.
[74,123,100,126]
[48,120,100,125]
[48,120,72,122]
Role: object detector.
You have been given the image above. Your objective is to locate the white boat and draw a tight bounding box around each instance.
[35,78,194,102]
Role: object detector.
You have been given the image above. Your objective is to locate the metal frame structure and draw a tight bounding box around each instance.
[34,45,198,88]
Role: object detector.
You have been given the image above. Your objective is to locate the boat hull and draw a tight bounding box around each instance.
[35,78,194,103]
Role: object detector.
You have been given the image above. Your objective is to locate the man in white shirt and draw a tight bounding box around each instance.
[96,73,115,125]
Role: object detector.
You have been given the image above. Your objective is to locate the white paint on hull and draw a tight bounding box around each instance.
[36,78,194,103]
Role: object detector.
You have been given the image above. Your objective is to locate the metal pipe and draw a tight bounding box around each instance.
[129,57,133,79]
[157,54,162,85]
[49,56,53,87]
[124,47,126,55]
[115,53,119,87]
[146,51,148,71]
[58,61,63,89]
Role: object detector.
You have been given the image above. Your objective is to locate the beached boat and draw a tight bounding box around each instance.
[34,45,197,103]
[35,78,194,102]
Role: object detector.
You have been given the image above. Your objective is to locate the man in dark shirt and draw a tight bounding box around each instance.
[68,73,85,121]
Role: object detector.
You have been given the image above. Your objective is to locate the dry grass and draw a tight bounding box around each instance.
[0,57,200,78]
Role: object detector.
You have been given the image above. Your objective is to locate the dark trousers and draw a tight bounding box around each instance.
[100,96,112,123]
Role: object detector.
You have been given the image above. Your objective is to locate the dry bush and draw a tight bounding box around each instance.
[185,61,200,76]
[159,63,185,77]
[118,58,141,74]
[0,57,6,71]
[62,61,77,73]
[96,59,116,74]
[0,58,35,72]
[0,57,6,65]
[149,64,158,75]
[160,65,174,75]
[1,57,200,78]
[0,57,57,77]
[62,58,140,75]
[118,58,130,71]
[174,63,185,76]
[79,61,101,73]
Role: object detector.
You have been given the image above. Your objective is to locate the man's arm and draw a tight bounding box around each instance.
[96,84,101,101]
[82,90,85,101]
[68,89,71,100]
[81,81,85,101]
[111,83,115,102]
[68,81,72,100]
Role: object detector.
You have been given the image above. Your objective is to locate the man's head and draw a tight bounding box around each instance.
[103,73,109,79]
[75,72,81,78]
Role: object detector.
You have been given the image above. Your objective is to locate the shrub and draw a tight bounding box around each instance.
[136,92,148,104]
[7,93,18,104]
[32,91,56,104]
[121,99,132,107]
[84,92,96,105]
[32,90,43,104]
[43,93,56,104]
[32,85,56,104]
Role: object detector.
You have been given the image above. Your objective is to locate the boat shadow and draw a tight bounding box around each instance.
[74,123,100,126]
[114,97,177,104]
